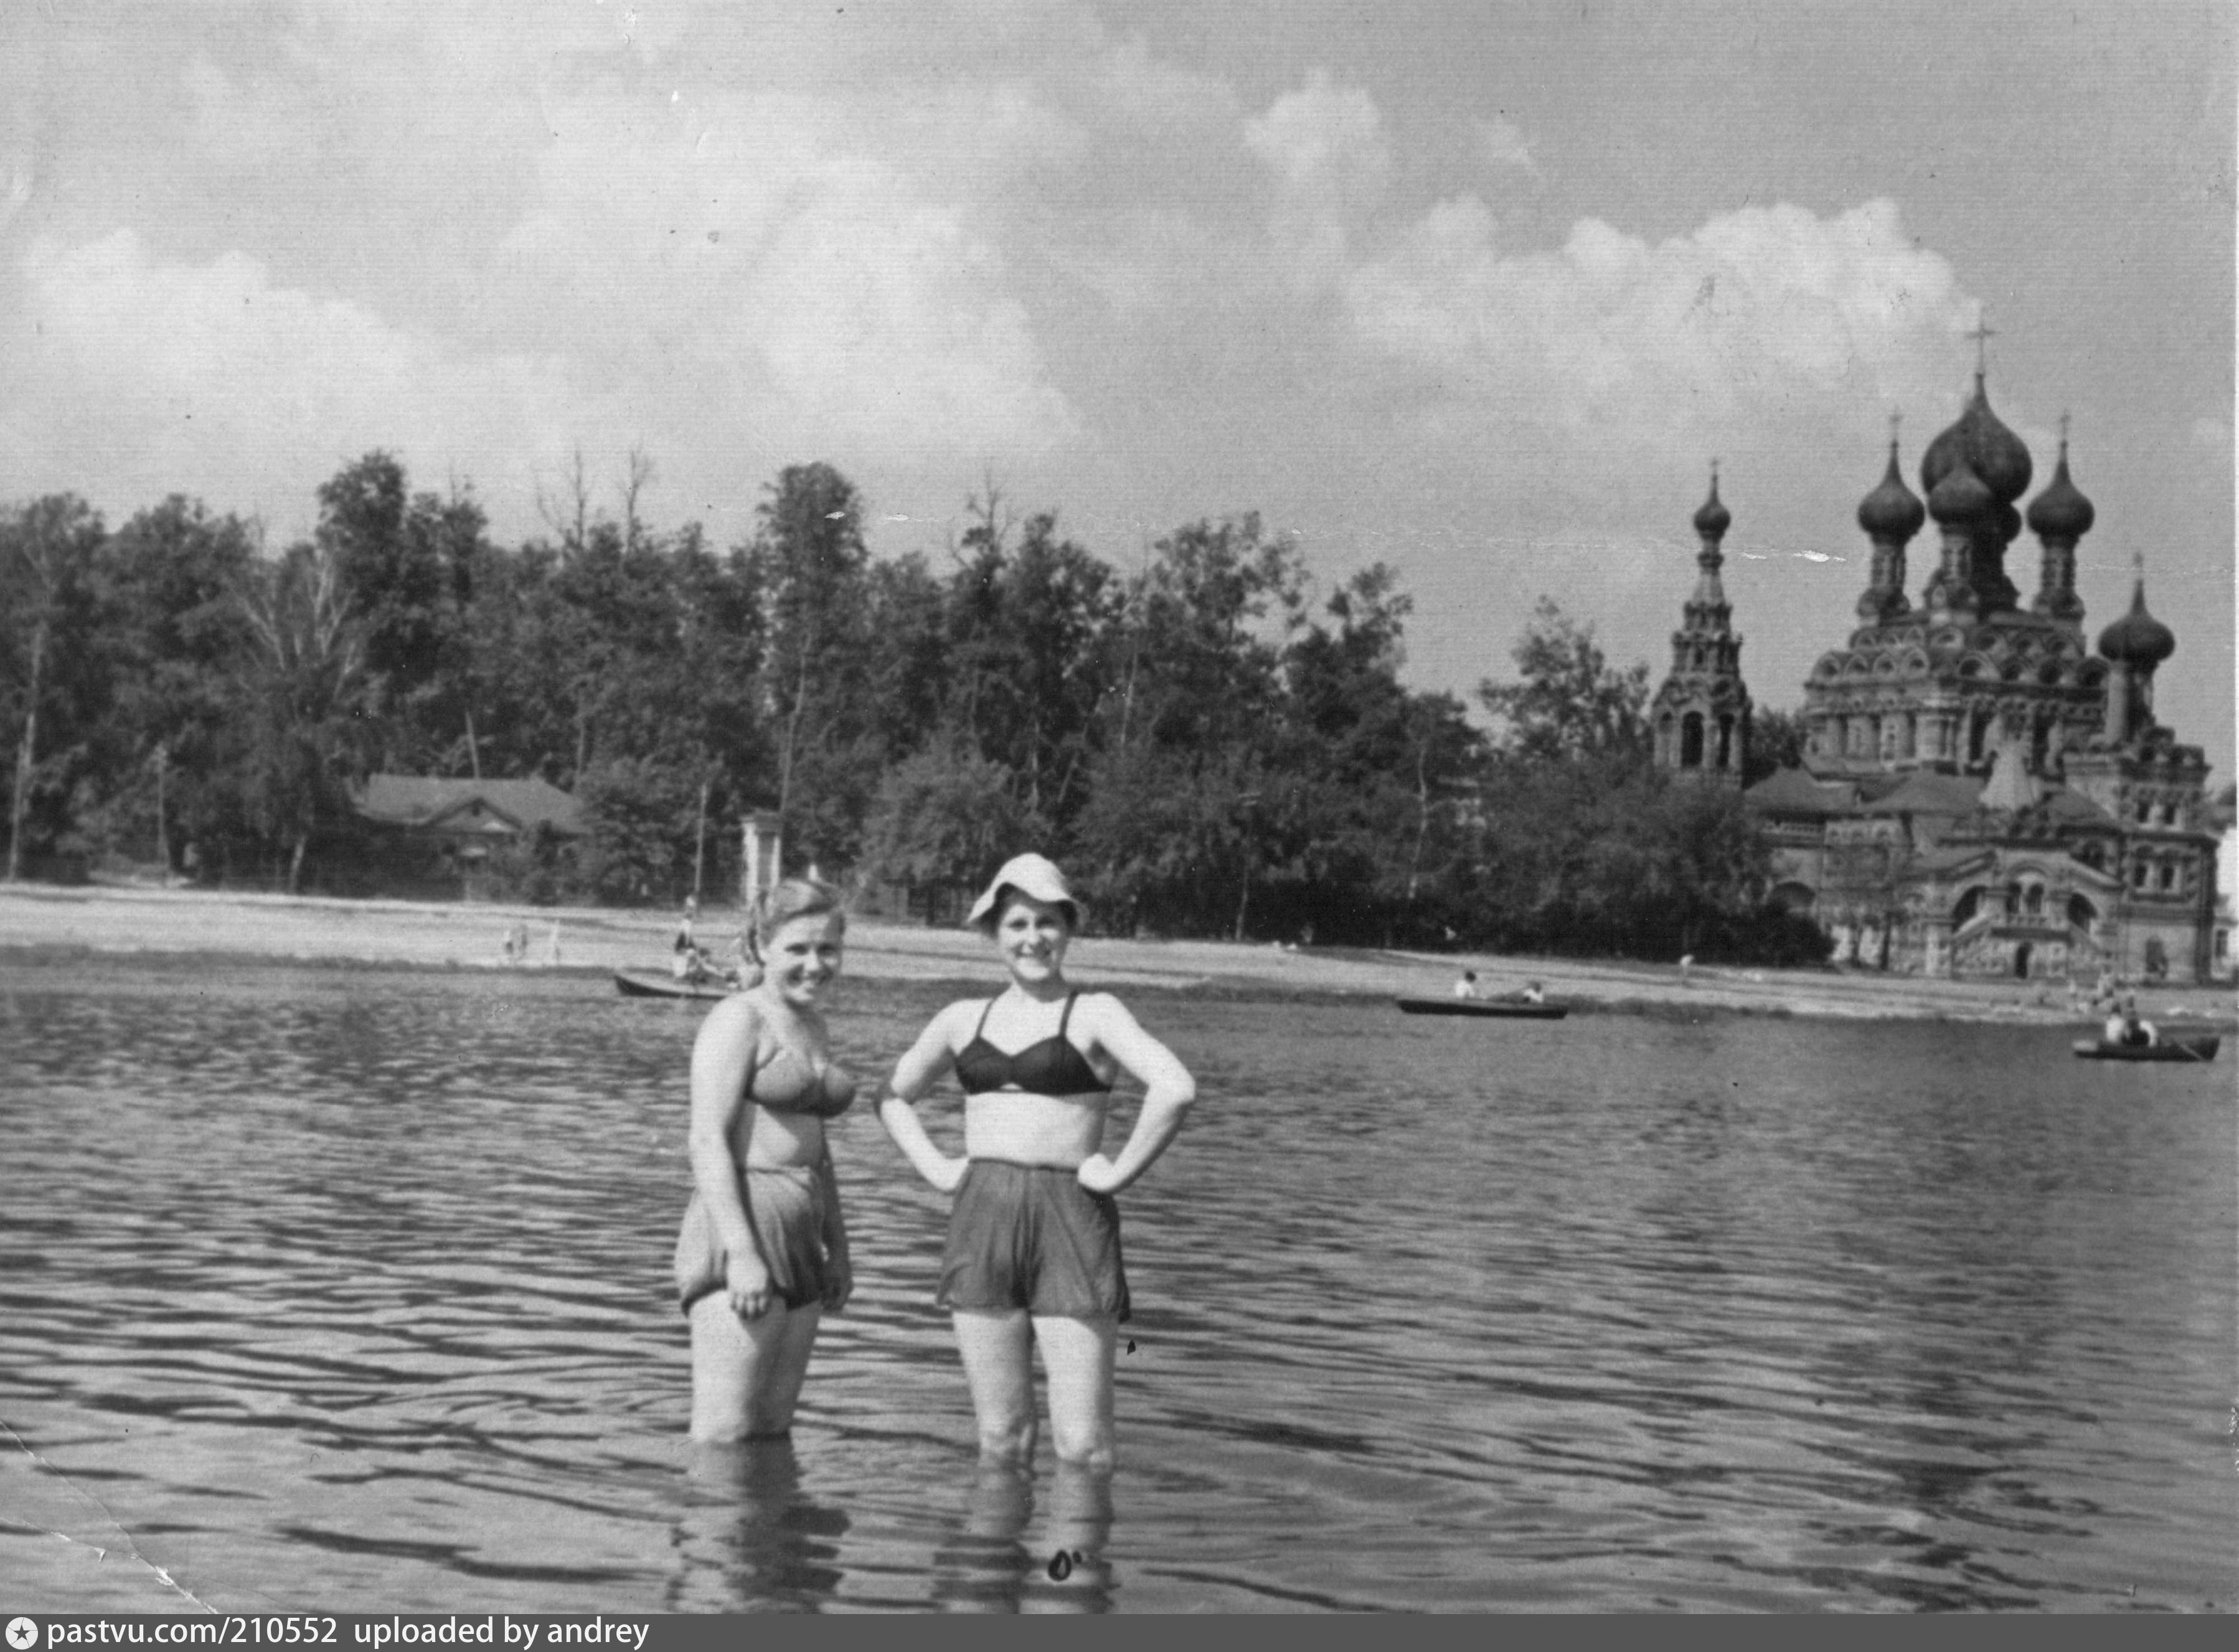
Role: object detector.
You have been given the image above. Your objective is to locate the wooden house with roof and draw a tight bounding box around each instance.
[347,774,584,896]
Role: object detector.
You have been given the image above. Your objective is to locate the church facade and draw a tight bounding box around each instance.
[1652,367,2220,984]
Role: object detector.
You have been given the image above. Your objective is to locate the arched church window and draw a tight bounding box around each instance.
[2159,863,2176,891]
[1954,888,1986,926]
[1716,715,1734,770]
[2067,894,2097,932]
[1680,713,1704,768]
[2023,885,2043,917]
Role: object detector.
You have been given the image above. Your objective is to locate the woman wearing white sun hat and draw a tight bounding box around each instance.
[879,853,1197,1470]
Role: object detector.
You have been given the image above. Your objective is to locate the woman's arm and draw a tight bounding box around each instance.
[876,1003,970,1193]
[687,997,773,1318]
[1075,994,1196,1196]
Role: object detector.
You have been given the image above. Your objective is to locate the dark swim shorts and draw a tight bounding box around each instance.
[675,1162,838,1315]
[937,1159,1131,1321]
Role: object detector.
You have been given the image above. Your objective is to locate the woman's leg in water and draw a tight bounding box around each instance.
[689,1294,823,1441]
[953,1309,1037,1463]
[1032,1313,1116,1470]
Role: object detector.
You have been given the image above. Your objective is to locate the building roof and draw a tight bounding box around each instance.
[1744,767,1857,817]
[356,774,584,836]
[2039,788,2116,828]
[1856,771,1985,818]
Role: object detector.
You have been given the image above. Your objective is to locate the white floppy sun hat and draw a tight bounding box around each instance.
[968,853,1083,929]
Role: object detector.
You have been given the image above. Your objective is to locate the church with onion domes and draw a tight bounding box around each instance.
[1651,357,2220,984]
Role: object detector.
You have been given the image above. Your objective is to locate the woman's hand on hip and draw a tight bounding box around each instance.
[822,1251,852,1312]
[1075,1153,1123,1196]
[725,1252,774,1321]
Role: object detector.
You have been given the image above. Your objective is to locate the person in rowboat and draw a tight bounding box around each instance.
[878,853,1197,1470]
[674,878,856,1441]
[2103,993,2157,1049]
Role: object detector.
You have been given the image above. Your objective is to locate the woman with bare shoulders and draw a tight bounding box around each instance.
[674,878,855,1441]
[878,854,1197,1470]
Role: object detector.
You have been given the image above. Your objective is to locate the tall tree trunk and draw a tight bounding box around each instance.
[464,706,482,779]
[1233,821,1253,943]
[288,831,308,895]
[154,743,171,876]
[692,777,709,901]
[7,619,47,883]
[775,639,813,878]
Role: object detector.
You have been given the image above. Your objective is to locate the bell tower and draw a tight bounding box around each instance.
[1651,465,1752,785]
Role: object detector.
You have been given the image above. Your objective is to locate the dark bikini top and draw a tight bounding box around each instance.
[749,1046,856,1118]
[954,993,1111,1098]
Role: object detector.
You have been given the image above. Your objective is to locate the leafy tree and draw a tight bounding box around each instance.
[2,496,112,878]
[1479,596,1649,762]
[1743,706,1809,785]
[748,462,882,873]
[572,753,703,904]
[861,741,1046,921]
[88,497,258,869]
[230,541,370,891]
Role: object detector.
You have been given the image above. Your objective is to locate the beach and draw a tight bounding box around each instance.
[4,881,2230,1028]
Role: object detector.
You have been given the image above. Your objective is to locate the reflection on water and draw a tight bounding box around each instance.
[0,958,2231,1612]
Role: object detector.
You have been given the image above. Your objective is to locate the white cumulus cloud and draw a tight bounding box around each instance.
[0,229,585,535]
[1346,195,1971,460]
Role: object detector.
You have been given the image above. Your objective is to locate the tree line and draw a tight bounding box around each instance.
[0,452,1824,962]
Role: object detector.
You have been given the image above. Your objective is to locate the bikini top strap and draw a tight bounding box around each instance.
[971,997,997,1041]
[1058,991,1078,1037]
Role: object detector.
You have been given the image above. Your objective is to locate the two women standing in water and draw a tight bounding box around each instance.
[676,855,1197,1471]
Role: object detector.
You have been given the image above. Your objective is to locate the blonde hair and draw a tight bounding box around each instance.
[745,876,846,965]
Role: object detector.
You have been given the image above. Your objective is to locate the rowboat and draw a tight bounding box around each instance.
[2070,1035,2219,1063]
[1397,997,1569,1020]
[613,968,735,1002]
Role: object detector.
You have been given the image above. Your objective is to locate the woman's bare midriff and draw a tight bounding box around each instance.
[964,1092,1108,1168]
[739,1108,827,1169]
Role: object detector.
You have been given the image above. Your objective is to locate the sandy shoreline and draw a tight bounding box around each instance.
[6,881,2234,1030]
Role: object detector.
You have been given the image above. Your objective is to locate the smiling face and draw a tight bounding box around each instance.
[991,891,1072,987]
[763,911,844,1007]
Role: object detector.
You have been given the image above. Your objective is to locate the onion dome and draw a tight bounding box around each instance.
[1857,443,1926,541]
[2096,577,2175,667]
[1927,453,1992,527]
[2026,442,2096,540]
[1920,374,2034,504]
[1692,469,1730,538]
[1994,500,2021,545]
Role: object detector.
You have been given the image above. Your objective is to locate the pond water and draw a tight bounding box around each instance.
[1,958,2232,1613]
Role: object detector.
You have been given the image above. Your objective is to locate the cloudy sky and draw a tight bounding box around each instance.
[3,0,2231,772]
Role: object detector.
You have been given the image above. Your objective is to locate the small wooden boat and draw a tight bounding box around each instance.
[2070,1034,2219,1063]
[613,968,735,1002]
[1397,997,1569,1020]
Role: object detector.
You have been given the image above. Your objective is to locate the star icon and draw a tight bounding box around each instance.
[7,1618,40,1651]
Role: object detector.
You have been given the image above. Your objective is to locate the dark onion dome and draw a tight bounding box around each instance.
[1927,452,1993,525]
[1920,373,2034,504]
[1857,443,1926,541]
[2026,443,2096,539]
[2096,578,2175,666]
[1692,471,1730,538]
[1994,500,2021,545]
